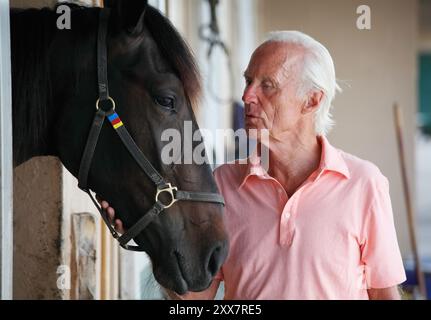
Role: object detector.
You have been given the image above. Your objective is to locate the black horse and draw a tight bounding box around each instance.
[10,0,228,295]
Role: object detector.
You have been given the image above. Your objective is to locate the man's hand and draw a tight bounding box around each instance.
[96,196,126,234]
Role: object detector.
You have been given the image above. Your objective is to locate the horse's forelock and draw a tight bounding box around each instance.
[143,6,202,111]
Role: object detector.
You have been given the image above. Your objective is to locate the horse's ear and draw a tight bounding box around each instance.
[104,0,148,35]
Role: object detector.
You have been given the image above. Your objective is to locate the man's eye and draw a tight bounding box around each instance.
[155,96,176,111]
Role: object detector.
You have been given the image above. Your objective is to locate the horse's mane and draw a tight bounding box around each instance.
[144,6,202,108]
[11,4,97,162]
[11,7,56,160]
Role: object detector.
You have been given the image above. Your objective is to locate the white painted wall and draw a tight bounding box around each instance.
[0,0,13,301]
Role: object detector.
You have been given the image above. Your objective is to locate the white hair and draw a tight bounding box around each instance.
[264,31,341,136]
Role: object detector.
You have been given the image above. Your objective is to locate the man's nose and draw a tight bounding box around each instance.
[242,84,258,105]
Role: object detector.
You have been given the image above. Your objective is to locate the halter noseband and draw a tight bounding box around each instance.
[77,9,224,252]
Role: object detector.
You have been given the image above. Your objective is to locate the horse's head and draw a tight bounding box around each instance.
[51,1,228,294]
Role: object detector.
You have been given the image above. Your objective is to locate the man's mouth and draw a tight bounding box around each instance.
[246,114,260,120]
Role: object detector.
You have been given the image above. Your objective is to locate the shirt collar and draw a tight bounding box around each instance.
[318,135,350,179]
[239,136,350,189]
[238,148,270,189]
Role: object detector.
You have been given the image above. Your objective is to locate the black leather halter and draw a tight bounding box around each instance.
[77,9,225,252]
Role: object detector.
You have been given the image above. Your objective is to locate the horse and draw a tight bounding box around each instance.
[10,0,228,295]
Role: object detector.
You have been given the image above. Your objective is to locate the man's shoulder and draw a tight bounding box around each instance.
[338,149,388,186]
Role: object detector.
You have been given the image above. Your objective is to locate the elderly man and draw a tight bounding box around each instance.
[102,31,406,299]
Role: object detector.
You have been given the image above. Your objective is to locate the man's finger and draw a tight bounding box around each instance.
[107,207,115,223]
[115,219,125,234]
[101,201,109,210]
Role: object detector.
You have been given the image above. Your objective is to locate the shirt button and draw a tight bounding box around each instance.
[283,212,291,220]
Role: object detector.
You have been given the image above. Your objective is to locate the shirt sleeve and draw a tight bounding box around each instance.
[360,175,406,289]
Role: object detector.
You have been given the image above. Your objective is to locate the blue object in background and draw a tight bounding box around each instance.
[233,101,245,132]
[232,101,249,160]
[419,54,431,136]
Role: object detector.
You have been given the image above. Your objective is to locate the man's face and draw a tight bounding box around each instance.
[242,42,306,141]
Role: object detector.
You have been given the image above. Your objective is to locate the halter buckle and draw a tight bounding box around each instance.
[96,96,116,112]
[155,183,178,209]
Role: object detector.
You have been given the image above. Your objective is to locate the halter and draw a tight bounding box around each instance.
[77,9,225,252]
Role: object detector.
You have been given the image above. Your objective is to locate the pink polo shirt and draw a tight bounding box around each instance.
[214,136,406,300]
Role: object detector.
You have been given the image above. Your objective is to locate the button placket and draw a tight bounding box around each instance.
[279,193,295,246]
[279,182,310,246]
[274,167,321,246]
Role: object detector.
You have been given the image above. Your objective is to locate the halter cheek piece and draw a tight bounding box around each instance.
[77,9,225,252]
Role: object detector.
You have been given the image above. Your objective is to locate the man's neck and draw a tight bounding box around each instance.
[266,132,322,197]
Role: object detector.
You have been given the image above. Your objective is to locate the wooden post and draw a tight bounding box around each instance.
[393,103,427,299]
[110,235,119,299]
[100,217,110,299]
[70,213,97,300]
[0,0,13,300]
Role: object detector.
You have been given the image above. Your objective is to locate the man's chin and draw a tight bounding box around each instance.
[245,127,269,140]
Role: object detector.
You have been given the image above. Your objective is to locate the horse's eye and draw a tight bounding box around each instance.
[155,96,176,111]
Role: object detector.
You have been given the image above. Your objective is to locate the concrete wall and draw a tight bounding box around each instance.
[13,157,62,299]
[11,0,54,7]
[255,0,417,256]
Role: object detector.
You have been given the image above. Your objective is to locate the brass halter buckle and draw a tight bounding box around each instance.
[96,96,116,112]
[155,183,178,209]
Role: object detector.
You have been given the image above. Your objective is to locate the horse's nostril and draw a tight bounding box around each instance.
[208,247,220,276]
[207,242,227,277]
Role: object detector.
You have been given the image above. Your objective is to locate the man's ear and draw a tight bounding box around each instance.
[302,90,324,115]
[104,0,148,35]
